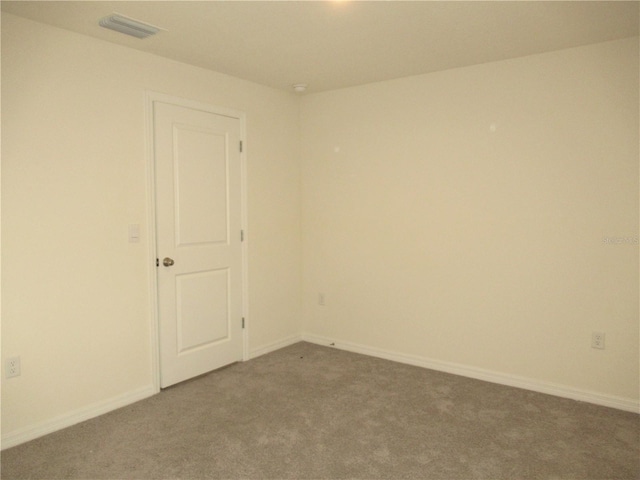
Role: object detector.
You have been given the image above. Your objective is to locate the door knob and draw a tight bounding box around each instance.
[163,257,175,267]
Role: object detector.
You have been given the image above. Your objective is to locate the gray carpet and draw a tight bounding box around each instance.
[1,342,639,479]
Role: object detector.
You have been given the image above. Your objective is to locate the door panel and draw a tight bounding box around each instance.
[176,268,230,353]
[154,100,243,388]
[173,124,229,246]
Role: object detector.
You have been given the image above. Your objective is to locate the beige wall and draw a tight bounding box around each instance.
[1,13,301,439]
[300,38,639,403]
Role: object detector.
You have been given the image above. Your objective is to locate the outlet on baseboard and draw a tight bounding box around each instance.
[591,332,605,350]
[6,357,21,378]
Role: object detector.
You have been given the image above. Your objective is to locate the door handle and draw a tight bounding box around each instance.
[163,257,175,267]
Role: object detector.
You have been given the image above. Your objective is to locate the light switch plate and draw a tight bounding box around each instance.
[128,224,140,243]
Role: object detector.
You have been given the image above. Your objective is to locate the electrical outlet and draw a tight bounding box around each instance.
[318,293,326,306]
[6,357,21,378]
[591,332,605,350]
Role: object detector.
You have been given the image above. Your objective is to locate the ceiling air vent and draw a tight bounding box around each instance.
[99,13,161,39]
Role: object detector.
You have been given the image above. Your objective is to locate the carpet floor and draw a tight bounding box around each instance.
[1,342,639,479]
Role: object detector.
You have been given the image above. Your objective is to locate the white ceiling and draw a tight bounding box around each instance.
[2,1,638,94]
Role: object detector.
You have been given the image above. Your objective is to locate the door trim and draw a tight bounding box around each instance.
[144,91,249,392]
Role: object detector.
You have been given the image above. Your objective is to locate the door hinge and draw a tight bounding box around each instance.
[242,317,245,329]
[239,140,243,153]
[156,258,159,267]
[241,230,244,242]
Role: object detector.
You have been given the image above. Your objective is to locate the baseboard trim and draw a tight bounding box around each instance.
[249,334,303,360]
[301,333,640,414]
[2,333,304,450]
[1,384,157,450]
[4,335,636,450]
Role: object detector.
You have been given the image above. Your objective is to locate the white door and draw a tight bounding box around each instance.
[153,100,244,388]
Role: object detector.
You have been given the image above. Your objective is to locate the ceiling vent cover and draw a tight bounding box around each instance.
[99,13,161,39]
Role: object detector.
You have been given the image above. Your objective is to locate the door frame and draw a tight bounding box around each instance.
[144,91,249,392]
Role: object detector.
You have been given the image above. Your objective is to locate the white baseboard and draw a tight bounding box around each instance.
[4,334,636,451]
[249,334,302,360]
[1,384,157,450]
[2,333,303,450]
[301,333,640,414]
